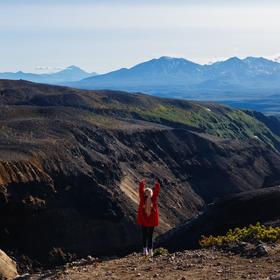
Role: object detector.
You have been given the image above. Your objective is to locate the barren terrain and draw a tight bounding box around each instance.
[29,246,280,280]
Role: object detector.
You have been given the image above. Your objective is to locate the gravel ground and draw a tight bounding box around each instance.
[28,245,280,280]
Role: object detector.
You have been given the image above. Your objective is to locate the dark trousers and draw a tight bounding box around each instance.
[142,226,154,249]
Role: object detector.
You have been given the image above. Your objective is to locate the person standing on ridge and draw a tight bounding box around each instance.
[137,178,160,257]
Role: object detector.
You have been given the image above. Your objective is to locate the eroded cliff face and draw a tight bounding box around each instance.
[0,80,280,267]
[1,125,280,267]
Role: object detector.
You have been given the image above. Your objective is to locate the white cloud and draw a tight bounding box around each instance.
[35,66,63,72]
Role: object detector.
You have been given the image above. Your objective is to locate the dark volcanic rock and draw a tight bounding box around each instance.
[156,186,280,252]
[218,242,269,258]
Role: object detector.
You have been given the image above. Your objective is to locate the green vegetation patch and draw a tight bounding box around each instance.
[200,223,280,248]
[81,94,280,151]
[139,104,280,149]
[153,247,169,256]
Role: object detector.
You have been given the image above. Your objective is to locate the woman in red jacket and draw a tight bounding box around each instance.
[137,178,160,256]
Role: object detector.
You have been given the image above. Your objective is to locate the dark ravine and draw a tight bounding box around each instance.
[156,186,280,252]
[0,80,280,268]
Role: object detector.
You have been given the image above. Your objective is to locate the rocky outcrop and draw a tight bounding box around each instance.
[0,249,18,279]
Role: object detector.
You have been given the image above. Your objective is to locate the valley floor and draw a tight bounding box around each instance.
[29,246,280,280]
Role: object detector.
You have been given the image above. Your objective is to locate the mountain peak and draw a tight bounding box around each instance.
[158,56,182,61]
[159,56,173,60]
[0,65,96,84]
[244,56,268,62]
[243,56,279,65]
[63,65,98,76]
[66,65,82,70]
[224,57,242,63]
[62,65,86,73]
[157,56,194,63]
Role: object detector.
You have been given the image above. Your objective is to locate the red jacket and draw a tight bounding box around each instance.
[137,181,160,227]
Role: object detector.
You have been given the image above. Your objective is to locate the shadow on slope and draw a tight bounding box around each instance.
[156,186,280,252]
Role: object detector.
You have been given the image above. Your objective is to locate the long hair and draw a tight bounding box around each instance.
[144,188,153,216]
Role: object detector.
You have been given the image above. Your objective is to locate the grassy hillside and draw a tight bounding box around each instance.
[0,80,279,151]
[139,104,277,143]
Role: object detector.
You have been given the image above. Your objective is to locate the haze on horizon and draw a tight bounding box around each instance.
[1,0,280,74]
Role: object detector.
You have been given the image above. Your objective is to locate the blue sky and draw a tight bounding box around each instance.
[1,0,280,73]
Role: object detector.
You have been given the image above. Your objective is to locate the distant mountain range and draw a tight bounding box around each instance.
[0,65,97,84]
[68,56,280,98]
[3,56,280,113]
[4,57,280,97]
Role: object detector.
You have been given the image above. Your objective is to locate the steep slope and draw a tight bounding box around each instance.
[157,186,280,252]
[245,110,280,137]
[0,80,280,267]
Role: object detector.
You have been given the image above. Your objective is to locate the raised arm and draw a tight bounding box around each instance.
[153,181,160,198]
[139,179,145,203]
